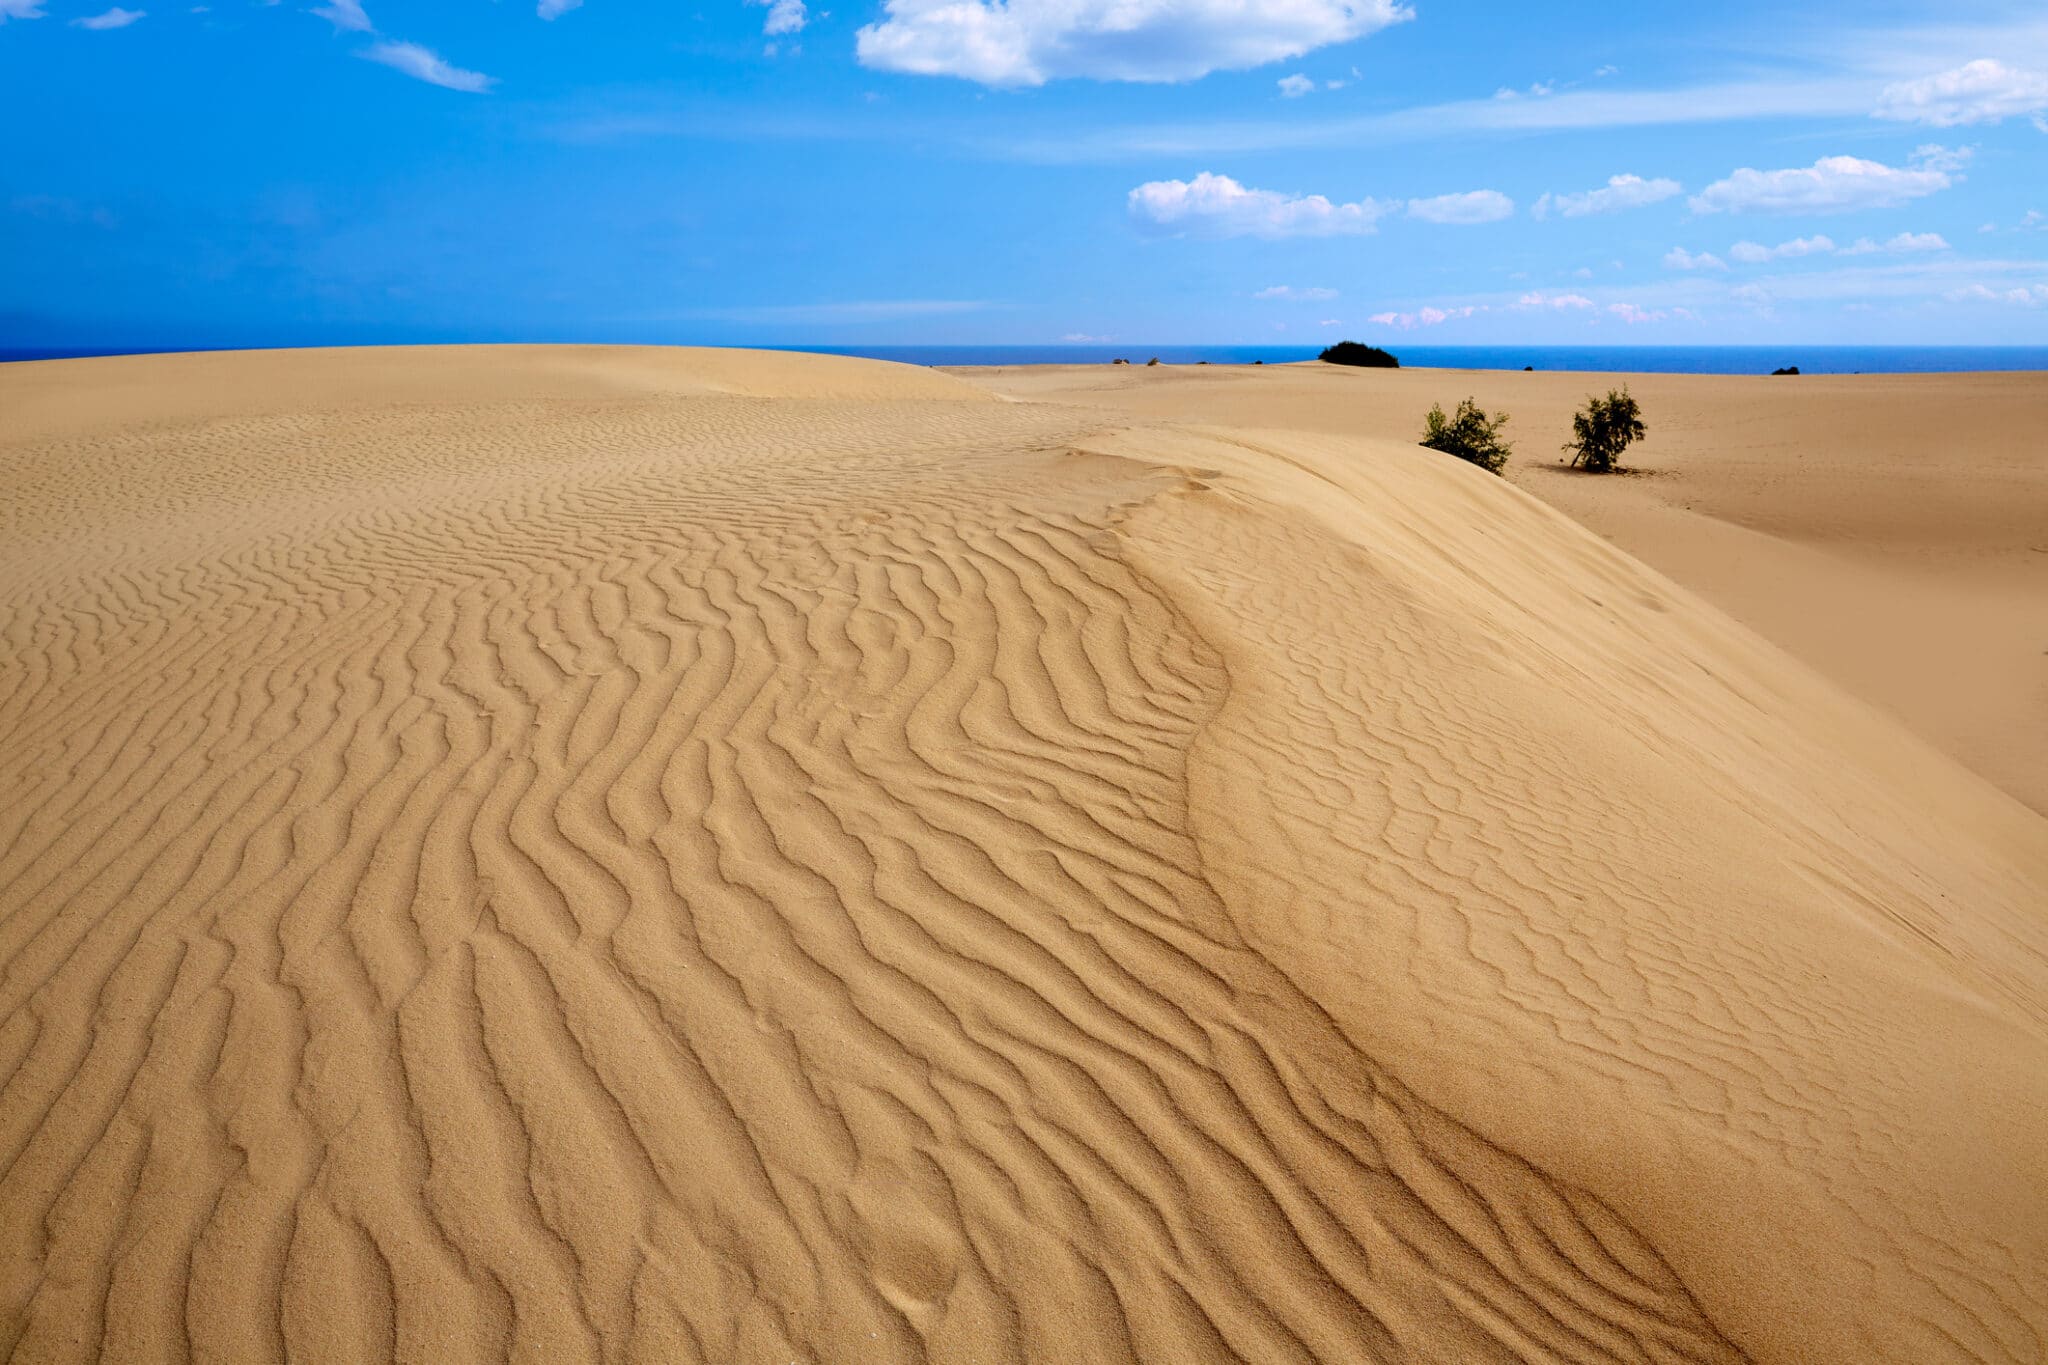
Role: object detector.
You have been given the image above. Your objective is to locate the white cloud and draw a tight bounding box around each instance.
[1690,151,1960,215]
[2025,210,2047,231]
[362,41,495,92]
[749,0,805,36]
[1946,283,2048,306]
[856,0,1411,86]
[1518,292,1596,310]
[1532,173,1682,219]
[1664,247,1728,271]
[1,0,46,17]
[1875,59,2048,127]
[538,0,582,19]
[1368,305,1484,330]
[1128,172,1394,238]
[1841,231,1950,255]
[311,0,367,30]
[1061,332,1111,342]
[71,4,142,25]
[1278,73,1314,98]
[1255,285,1337,300]
[1406,189,1514,224]
[1728,235,1836,263]
[1319,318,1342,326]
[1608,303,1668,324]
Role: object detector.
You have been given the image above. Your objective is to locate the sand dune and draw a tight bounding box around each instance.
[3,345,2046,1362]
[961,361,2048,815]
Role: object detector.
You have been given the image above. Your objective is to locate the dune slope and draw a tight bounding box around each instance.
[2,346,2046,1363]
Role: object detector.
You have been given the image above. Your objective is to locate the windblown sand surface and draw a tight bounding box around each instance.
[962,361,2048,815]
[3,345,2047,1363]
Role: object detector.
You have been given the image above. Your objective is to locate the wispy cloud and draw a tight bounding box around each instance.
[0,0,47,19]
[1128,172,1395,239]
[311,0,368,31]
[1277,73,1314,98]
[1664,247,1728,271]
[71,5,143,27]
[854,0,1410,87]
[1407,190,1514,225]
[1533,173,1681,220]
[362,40,495,92]
[1255,285,1337,301]
[538,0,582,17]
[686,299,989,322]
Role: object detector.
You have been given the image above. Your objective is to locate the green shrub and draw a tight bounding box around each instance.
[1563,387,1647,473]
[1420,398,1513,475]
[1318,341,1400,368]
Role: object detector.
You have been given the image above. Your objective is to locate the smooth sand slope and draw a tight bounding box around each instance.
[3,345,2047,1363]
[960,362,2048,815]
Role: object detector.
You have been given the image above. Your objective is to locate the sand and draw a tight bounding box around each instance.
[2,344,2045,1362]
[959,361,2048,815]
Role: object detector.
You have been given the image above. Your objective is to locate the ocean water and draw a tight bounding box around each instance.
[6,342,2046,375]
[801,344,2048,375]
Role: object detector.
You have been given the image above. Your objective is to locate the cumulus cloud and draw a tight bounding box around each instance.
[1689,150,1960,215]
[1254,285,1337,300]
[1367,305,1484,330]
[1277,73,1314,98]
[1728,235,1836,263]
[1406,189,1514,224]
[362,40,495,92]
[311,0,368,30]
[1532,174,1682,219]
[1875,59,2048,128]
[71,4,142,25]
[749,0,805,35]
[1664,247,1727,271]
[1517,292,1595,310]
[1,0,47,18]
[856,0,1411,86]
[1128,172,1394,238]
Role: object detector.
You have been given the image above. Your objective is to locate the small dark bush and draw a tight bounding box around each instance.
[1112,357,1130,365]
[1318,341,1400,368]
[1420,398,1513,475]
[1771,365,1800,376]
[1523,365,1534,372]
[1147,357,1160,366]
[1563,387,1647,473]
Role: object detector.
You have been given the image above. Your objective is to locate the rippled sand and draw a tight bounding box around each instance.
[3,346,2045,1362]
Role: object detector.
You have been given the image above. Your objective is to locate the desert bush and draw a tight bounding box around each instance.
[1419,397,1513,475]
[1771,365,1800,376]
[1318,341,1400,368]
[1563,387,1647,473]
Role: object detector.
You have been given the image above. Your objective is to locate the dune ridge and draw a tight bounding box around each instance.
[2,346,2045,1362]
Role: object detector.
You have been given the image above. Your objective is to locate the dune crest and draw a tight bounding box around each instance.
[2,347,2045,1362]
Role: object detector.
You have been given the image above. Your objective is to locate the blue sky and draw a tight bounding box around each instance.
[5,0,2048,348]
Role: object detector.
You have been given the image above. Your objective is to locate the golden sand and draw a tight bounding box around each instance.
[3,346,2045,1362]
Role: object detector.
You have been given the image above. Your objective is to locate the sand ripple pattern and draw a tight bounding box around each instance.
[2,350,2045,1362]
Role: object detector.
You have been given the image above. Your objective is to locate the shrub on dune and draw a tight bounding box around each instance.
[1564,387,1647,473]
[1419,398,1513,475]
[1319,341,1400,368]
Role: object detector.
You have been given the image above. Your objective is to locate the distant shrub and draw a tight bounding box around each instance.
[1563,387,1647,473]
[1318,341,1400,368]
[1420,397,1513,475]
[1771,365,1800,376]
[1147,357,1160,366]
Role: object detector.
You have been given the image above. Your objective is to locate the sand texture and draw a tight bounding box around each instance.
[960,361,2048,815]
[3,345,2046,1363]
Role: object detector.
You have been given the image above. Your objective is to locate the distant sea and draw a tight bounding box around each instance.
[6,343,2047,375]
[803,344,2048,375]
